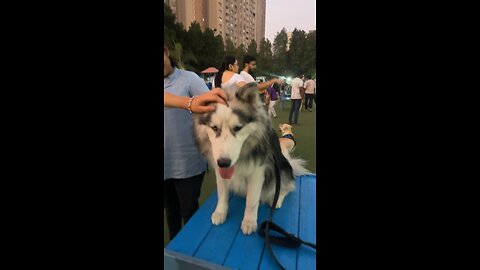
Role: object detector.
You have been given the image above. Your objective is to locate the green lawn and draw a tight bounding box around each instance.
[164,100,316,246]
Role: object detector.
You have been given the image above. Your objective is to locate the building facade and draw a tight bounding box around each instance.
[165,0,266,49]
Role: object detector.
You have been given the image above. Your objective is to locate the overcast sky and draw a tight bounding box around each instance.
[265,0,316,42]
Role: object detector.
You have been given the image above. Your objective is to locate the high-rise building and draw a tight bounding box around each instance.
[164,0,266,49]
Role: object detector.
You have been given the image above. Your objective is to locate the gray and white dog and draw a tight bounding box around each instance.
[192,82,309,235]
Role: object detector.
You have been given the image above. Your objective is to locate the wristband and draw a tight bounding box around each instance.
[187,96,195,114]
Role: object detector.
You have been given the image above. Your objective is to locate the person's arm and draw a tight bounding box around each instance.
[164,88,227,113]
[299,80,306,97]
[236,81,246,88]
[257,78,282,91]
[164,92,190,109]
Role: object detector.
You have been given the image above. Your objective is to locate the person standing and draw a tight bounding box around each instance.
[164,46,209,240]
[304,76,316,111]
[240,55,283,101]
[213,56,246,88]
[266,82,280,118]
[289,74,304,125]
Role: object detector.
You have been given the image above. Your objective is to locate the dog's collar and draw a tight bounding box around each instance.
[281,134,296,146]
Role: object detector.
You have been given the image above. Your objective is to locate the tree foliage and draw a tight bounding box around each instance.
[247,40,257,57]
[234,44,246,66]
[256,38,273,76]
[287,28,307,76]
[225,38,235,57]
[272,28,289,75]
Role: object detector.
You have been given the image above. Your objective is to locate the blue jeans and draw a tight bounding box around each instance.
[289,99,302,124]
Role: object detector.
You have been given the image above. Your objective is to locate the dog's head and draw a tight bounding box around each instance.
[193,82,267,179]
[279,123,293,136]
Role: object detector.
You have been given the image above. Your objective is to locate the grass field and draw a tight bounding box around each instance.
[164,100,316,246]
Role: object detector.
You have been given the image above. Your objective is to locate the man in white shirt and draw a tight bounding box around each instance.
[289,74,305,125]
[303,75,316,112]
[240,55,282,104]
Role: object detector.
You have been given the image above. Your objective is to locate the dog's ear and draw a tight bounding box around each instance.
[278,124,283,130]
[235,82,259,104]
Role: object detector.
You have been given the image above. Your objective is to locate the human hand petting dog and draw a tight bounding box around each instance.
[190,88,228,113]
[164,87,228,113]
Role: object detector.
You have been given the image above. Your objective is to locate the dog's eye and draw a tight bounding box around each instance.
[211,126,219,132]
[233,126,243,132]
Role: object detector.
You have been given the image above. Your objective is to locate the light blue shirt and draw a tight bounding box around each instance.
[164,68,209,180]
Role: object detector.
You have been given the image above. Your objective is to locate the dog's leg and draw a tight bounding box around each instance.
[272,191,288,209]
[241,167,265,235]
[211,171,229,226]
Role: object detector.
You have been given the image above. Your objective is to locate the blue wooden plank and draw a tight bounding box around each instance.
[297,175,317,269]
[222,203,270,270]
[167,174,317,270]
[166,191,217,256]
[194,195,246,265]
[258,177,302,270]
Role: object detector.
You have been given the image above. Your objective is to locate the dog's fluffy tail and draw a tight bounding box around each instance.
[283,151,311,176]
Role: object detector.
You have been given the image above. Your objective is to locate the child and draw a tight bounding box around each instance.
[266,83,280,118]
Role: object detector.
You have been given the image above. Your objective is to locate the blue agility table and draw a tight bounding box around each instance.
[165,174,317,270]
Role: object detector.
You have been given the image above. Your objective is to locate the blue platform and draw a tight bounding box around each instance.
[165,174,317,270]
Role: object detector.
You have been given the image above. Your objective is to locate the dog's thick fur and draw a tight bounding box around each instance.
[192,82,309,235]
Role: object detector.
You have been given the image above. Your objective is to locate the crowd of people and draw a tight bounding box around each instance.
[163,44,315,240]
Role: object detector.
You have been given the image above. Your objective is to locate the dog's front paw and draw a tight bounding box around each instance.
[241,219,257,235]
[269,200,283,209]
[275,200,283,209]
[211,211,227,225]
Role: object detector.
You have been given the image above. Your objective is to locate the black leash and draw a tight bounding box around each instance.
[258,156,316,270]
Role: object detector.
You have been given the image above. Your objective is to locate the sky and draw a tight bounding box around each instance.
[265,0,316,42]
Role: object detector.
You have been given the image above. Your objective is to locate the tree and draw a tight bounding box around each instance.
[163,3,184,48]
[272,28,289,75]
[225,38,235,57]
[183,22,204,72]
[234,43,246,66]
[171,41,197,71]
[212,34,225,68]
[287,28,307,75]
[247,40,257,57]
[303,30,316,78]
[198,28,217,70]
[257,38,273,75]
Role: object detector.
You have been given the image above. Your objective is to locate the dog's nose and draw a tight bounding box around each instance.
[217,158,231,168]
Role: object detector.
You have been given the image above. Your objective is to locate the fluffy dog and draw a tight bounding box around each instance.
[192,82,309,235]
